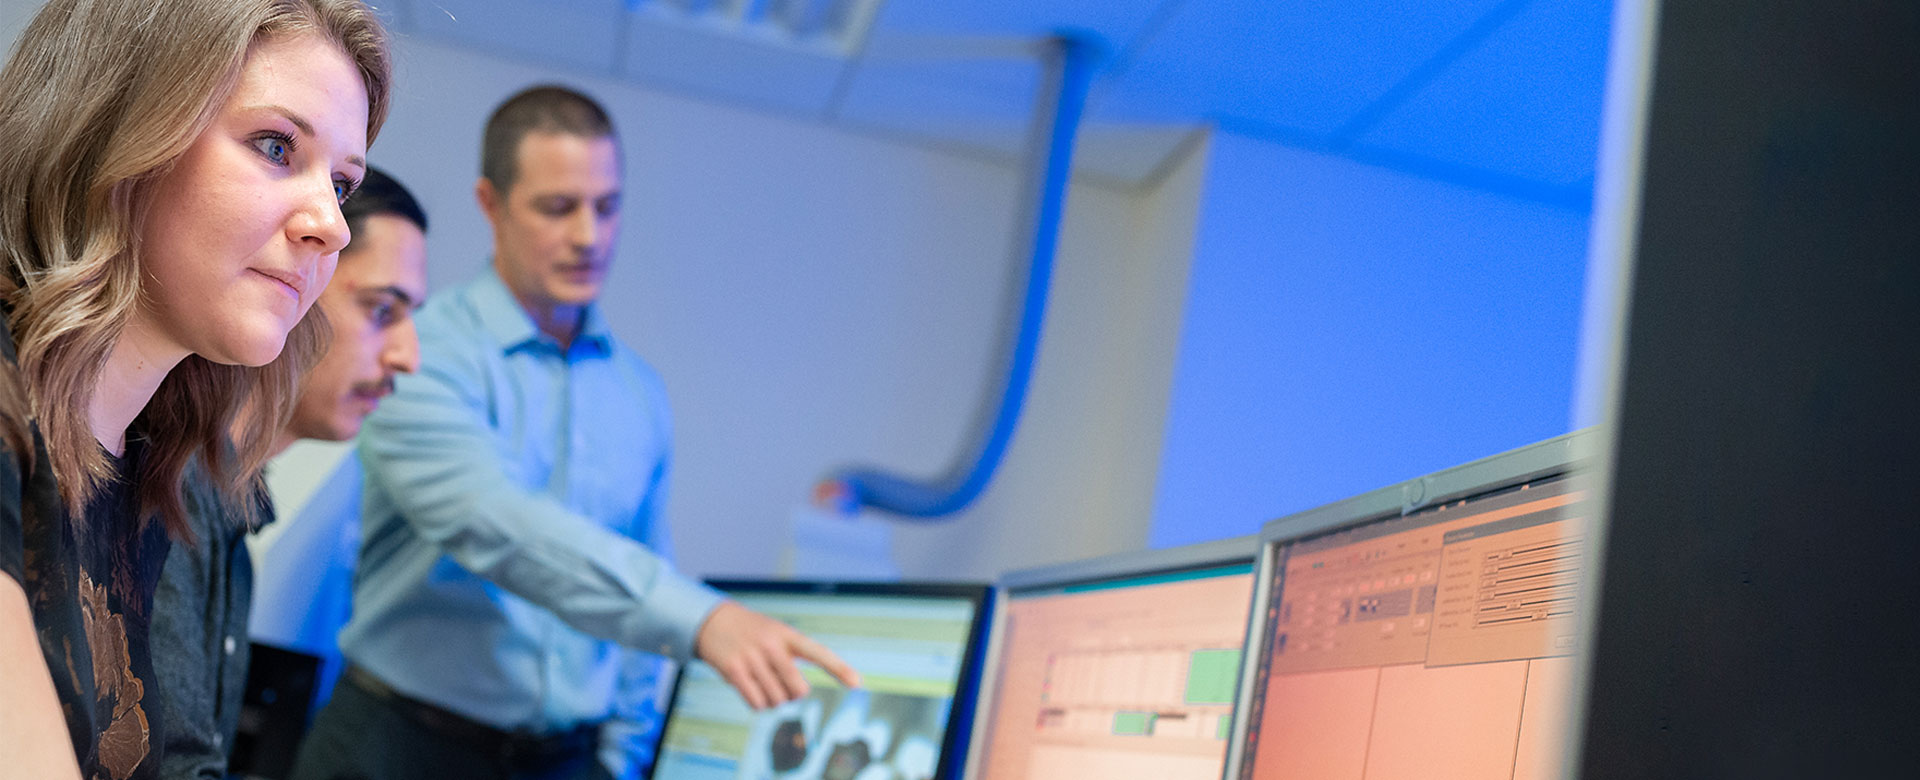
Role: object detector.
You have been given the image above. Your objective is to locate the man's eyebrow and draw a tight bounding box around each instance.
[365,285,419,308]
[245,104,367,170]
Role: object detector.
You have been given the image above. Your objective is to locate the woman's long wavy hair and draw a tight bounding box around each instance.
[0,0,391,541]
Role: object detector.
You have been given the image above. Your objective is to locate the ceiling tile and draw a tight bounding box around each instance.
[620,12,850,116]
[836,44,1198,186]
[850,0,1177,144]
[876,0,1171,46]
[1351,0,1613,187]
[368,0,1606,196]
[835,58,1042,124]
[404,0,627,73]
[831,61,1037,168]
[1098,0,1509,136]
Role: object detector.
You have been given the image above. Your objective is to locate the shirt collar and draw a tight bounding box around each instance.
[471,265,613,355]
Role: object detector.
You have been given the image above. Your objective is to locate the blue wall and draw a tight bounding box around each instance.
[1150,132,1592,548]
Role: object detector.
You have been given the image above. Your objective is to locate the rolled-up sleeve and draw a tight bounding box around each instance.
[358,339,720,661]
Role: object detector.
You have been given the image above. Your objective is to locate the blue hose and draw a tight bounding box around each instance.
[826,33,1103,518]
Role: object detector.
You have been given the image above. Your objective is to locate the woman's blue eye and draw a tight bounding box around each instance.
[253,135,292,164]
[335,179,352,204]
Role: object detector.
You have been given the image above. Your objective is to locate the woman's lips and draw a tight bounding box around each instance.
[250,266,307,301]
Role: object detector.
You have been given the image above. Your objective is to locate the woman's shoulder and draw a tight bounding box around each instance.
[0,316,11,358]
[0,310,55,542]
[0,314,35,467]
[0,315,47,586]
[0,303,22,366]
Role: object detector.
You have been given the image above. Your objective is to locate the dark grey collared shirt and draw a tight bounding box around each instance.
[151,469,272,779]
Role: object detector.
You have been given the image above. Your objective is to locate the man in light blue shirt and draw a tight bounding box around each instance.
[290,85,856,780]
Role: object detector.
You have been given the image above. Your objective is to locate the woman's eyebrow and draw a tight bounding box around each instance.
[245,103,315,135]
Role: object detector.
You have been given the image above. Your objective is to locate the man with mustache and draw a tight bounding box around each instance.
[151,167,430,780]
[290,85,855,780]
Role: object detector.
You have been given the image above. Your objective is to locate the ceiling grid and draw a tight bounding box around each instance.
[370,0,1611,200]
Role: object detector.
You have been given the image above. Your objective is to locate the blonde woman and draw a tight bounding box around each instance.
[0,1,390,778]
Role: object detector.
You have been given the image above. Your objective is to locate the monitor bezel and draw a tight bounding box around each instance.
[1221,428,1597,779]
[647,579,996,780]
[961,535,1261,780]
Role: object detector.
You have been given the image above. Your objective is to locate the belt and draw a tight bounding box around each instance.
[343,665,603,761]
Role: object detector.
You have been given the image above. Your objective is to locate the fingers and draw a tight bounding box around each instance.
[788,632,861,690]
[696,601,865,711]
[748,641,800,705]
[721,657,769,710]
[771,637,812,702]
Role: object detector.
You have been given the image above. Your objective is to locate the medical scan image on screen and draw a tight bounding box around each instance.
[1238,475,1588,780]
[651,591,980,780]
[975,563,1255,780]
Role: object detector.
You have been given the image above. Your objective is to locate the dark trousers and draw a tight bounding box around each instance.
[287,668,611,780]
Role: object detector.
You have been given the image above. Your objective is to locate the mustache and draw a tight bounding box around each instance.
[351,376,395,398]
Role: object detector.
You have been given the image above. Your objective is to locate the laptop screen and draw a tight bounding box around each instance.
[650,582,991,780]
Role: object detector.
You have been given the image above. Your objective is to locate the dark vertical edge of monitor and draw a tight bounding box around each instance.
[957,587,1011,780]
[937,586,997,780]
[1219,539,1280,780]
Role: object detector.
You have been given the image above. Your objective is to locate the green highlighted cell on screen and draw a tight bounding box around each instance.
[799,667,954,698]
[659,716,748,759]
[1184,649,1240,705]
[1113,711,1155,736]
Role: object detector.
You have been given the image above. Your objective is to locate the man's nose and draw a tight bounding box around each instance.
[384,316,420,374]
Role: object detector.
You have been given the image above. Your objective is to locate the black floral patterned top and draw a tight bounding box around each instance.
[0,318,169,780]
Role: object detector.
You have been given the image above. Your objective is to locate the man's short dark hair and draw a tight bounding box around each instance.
[342,167,428,249]
[481,84,618,195]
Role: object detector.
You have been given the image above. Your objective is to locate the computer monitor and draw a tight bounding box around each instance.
[964,536,1259,780]
[228,641,322,780]
[1225,429,1596,780]
[649,581,993,780]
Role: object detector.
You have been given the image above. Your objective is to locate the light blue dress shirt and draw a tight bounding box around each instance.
[339,267,723,737]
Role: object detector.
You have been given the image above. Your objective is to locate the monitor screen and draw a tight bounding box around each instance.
[1234,473,1589,780]
[972,557,1256,780]
[649,582,991,780]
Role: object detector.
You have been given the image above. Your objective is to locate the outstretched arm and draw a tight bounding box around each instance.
[358,350,719,659]
[360,339,860,703]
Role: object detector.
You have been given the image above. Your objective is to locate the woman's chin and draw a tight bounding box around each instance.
[196,331,291,368]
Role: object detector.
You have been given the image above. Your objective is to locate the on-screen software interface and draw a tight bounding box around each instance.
[975,562,1255,780]
[651,586,985,780]
[1238,475,1589,780]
